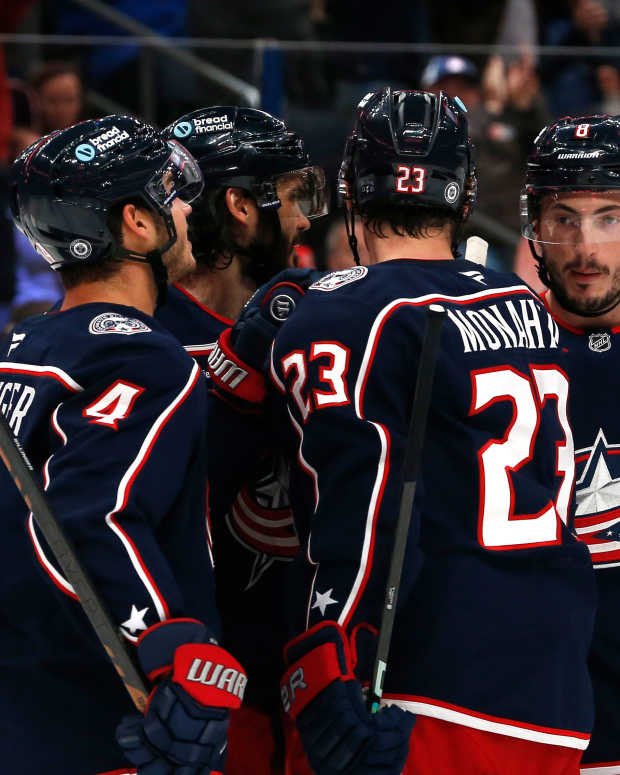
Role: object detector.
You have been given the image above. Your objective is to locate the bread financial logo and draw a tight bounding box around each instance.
[173,121,193,138]
[588,332,611,353]
[75,143,95,162]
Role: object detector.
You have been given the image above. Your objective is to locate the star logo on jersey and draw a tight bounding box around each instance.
[225,455,299,589]
[311,588,338,616]
[574,429,620,564]
[121,605,149,635]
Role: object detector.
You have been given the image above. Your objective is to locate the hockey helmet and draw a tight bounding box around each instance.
[164,107,328,222]
[521,114,620,245]
[9,115,203,271]
[338,87,477,221]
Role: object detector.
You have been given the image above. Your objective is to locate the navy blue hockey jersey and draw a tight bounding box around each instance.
[156,282,299,710]
[0,303,216,774]
[156,282,233,371]
[545,292,620,771]
[271,260,596,751]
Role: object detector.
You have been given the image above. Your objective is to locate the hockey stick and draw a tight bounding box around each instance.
[369,303,446,713]
[0,412,149,711]
[464,235,489,266]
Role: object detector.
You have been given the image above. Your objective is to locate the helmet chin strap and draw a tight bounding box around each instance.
[528,239,620,319]
[118,212,177,306]
[344,207,361,266]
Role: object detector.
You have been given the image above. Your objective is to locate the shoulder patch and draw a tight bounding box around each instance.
[309,266,368,292]
[88,312,152,336]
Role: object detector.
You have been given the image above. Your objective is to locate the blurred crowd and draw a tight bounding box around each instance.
[3,0,620,330]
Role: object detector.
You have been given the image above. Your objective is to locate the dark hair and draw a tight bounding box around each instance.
[189,190,239,271]
[359,204,460,242]
[29,60,82,92]
[58,258,121,290]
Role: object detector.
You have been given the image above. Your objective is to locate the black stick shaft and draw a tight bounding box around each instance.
[0,412,149,711]
[369,304,446,712]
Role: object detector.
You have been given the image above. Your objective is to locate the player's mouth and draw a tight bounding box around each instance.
[569,269,603,284]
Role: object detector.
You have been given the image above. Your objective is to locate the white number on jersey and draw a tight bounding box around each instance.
[471,366,573,550]
[83,380,144,429]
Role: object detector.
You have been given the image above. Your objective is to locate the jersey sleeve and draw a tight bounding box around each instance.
[32,340,210,642]
[271,304,424,670]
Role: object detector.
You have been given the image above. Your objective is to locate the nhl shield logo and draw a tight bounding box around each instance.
[588,332,611,353]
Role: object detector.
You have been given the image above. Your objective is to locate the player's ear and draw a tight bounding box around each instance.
[121,202,156,243]
[226,187,256,224]
[121,203,157,252]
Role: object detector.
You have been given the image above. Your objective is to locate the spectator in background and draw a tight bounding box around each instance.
[0,3,35,332]
[29,61,84,134]
[421,53,549,270]
[540,0,620,116]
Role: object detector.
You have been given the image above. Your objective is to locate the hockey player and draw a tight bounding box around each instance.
[156,107,328,775]
[1,115,246,775]
[521,115,620,775]
[244,88,594,774]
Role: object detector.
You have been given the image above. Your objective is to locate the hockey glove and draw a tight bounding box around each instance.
[208,268,323,411]
[116,618,246,775]
[281,621,415,775]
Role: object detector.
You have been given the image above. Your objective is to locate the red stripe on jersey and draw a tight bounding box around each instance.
[384,693,590,748]
[105,362,203,623]
[0,363,82,392]
[340,421,391,630]
[575,507,620,530]
[173,283,234,324]
[229,493,299,557]
[27,405,78,600]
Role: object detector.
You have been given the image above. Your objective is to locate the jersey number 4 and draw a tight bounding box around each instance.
[471,365,573,550]
[83,380,144,429]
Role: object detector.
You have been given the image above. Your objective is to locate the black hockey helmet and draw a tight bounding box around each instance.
[9,115,203,293]
[339,88,477,218]
[338,88,476,262]
[521,114,620,316]
[521,114,620,241]
[164,106,328,221]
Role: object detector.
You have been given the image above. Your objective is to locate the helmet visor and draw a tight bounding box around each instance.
[145,140,204,209]
[521,188,620,245]
[274,166,329,220]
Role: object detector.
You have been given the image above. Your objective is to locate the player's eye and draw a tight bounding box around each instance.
[554,214,579,228]
[598,213,620,227]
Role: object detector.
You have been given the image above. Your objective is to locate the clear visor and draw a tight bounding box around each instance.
[275,166,329,220]
[145,140,203,209]
[521,189,620,245]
